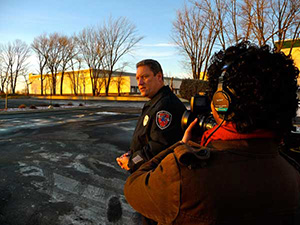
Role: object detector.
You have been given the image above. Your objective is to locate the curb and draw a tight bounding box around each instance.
[0,105,103,115]
[30,95,189,103]
[33,95,150,102]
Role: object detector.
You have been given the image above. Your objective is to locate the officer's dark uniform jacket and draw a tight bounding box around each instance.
[128,85,186,173]
[124,139,300,225]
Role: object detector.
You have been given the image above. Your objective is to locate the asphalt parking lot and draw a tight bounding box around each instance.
[0,99,145,225]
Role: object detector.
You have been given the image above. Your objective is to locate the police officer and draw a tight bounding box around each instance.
[116,59,186,172]
[117,59,186,225]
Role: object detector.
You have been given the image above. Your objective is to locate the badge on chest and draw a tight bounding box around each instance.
[156,110,172,130]
[143,115,149,126]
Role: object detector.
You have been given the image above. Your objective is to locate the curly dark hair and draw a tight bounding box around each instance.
[207,41,299,134]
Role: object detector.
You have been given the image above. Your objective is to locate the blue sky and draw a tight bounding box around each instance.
[0,0,191,78]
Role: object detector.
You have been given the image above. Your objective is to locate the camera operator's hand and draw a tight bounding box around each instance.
[116,151,131,171]
[182,118,198,143]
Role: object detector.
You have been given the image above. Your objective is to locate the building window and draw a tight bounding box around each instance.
[173,88,179,94]
[131,86,139,93]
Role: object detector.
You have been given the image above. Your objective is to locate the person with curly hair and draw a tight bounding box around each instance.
[201,41,298,141]
[124,41,300,225]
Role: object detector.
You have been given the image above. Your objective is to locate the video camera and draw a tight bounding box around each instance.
[181,94,216,133]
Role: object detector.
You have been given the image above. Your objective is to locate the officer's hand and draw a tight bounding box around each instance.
[182,118,198,143]
[116,152,131,171]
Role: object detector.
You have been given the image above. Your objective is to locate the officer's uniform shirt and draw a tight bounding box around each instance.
[128,85,186,172]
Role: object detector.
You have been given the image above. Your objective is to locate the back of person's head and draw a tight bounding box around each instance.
[136,59,164,80]
[207,41,299,134]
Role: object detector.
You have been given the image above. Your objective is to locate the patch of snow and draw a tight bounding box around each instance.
[20,166,44,177]
[0,104,93,113]
[95,111,120,115]
[66,161,94,174]
[75,154,87,160]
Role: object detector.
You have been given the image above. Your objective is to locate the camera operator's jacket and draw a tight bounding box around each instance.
[124,139,300,225]
[128,85,186,172]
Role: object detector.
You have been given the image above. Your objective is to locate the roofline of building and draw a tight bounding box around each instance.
[275,39,300,49]
[29,68,185,80]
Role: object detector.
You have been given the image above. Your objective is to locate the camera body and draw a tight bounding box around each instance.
[181,94,216,133]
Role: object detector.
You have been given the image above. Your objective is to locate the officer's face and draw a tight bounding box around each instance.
[136,65,163,98]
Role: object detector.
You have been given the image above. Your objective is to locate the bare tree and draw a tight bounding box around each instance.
[269,0,300,53]
[0,55,7,93]
[227,0,244,44]
[191,0,245,50]
[11,40,31,94]
[240,0,300,47]
[0,39,30,94]
[44,74,51,96]
[80,72,87,102]
[96,77,106,95]
[21,68,31,95]
[59,35,77,95]
[68,55,83,95]
[0,52,11,109]
[46,33,64,95]
[0,42,15,94]
[1,67,10,96]
[249,0,271,46]
[4,75,10,109]
[112,63,129,96]
[287,20,300,56]
[75,27,105,96]
[211,0,245,48]
[170,77,174,92]
[101,17,143,95]
[33,33,77,95]
[172,3,218,79]
[175,0,299,77]
[213,0,227,50]
[114,73,127,96]
[32,34,50,95]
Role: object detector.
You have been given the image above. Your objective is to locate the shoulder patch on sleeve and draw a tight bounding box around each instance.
[156,110,172,130]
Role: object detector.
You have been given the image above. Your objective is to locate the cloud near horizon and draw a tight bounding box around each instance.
[137,42,177,47]
[132,42,179,59]
[131,50,176,59]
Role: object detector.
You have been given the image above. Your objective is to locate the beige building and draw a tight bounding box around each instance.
[29,69,183,96]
